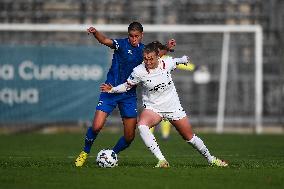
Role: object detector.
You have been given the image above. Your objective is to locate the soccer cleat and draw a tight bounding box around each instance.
[155,159,170,168]
[75,151,88,167]
[210,157,228,167]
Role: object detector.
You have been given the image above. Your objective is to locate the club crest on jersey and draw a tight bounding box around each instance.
[97,101,103,106]
[128,50,133,55]
[129,74,134,80]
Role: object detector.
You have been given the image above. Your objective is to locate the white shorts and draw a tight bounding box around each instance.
[145,107,187,121]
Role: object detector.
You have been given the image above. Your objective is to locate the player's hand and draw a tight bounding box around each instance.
[167,39,176,51]
[100,83,113,92]
[87,27,97,35]
[181,55,190,65]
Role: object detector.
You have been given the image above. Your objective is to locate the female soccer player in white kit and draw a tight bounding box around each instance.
[101,42,228,168]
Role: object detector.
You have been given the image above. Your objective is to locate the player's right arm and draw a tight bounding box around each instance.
[100,82,132,93]
[87,27,114,49]
[100,68,141,93]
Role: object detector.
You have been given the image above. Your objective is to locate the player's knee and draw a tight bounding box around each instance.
[92,123,103,133]
[124,135,134,144]
[124,132,135,143]
[182,132,194,141]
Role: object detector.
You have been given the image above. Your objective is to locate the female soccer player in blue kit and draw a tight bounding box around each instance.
[75,22,175,167]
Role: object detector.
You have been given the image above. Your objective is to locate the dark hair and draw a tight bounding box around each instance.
[143,42,159,55]
[128,22,143,33]
[150,40,169,51]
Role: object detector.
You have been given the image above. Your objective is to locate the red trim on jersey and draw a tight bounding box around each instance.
[127,81,135,86]
[145,65,150,74]
[162,60,165,69]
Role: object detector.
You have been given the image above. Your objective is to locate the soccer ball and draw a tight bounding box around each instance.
[96,149,118,168]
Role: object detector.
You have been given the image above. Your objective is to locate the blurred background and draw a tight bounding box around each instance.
[0,0,283,134]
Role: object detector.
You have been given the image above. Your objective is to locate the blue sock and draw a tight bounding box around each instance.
[83,127,98,153]
[112,136,131,154]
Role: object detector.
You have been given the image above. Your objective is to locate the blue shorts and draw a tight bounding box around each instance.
[96,93,137,118]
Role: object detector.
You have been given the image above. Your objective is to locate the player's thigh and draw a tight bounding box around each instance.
[118,96,138,141]
[92,110,109,132]
[118,96,138,118]
[96,93,117,115]
[138,109,162,127]
[170,116,194,140]
[94,94,117,131]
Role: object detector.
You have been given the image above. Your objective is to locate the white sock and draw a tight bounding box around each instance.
[138,125,165,161]
[188,134,214,163]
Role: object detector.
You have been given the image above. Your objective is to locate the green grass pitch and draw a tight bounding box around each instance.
[0,130,283,189]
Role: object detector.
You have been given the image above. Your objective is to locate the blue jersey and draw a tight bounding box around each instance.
[105,38,144,96]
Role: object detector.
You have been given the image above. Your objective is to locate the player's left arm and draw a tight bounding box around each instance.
[173,56,189,65]
[174,55,196,72]
[164,39,195,72]
[166,55,195,71]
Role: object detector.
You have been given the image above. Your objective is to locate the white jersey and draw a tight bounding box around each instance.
[127,56,183,113]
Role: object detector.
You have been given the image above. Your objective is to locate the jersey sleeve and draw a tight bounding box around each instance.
[163,57,177,71]
[112,38,124,50]
[126,68,141,86]
[164,56,189,71]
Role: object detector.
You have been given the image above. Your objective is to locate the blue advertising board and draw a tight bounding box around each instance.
[0,45,108,123]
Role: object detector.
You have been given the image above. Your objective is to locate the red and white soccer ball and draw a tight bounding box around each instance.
[96,149,118,168]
